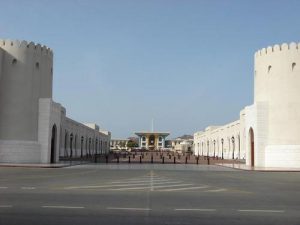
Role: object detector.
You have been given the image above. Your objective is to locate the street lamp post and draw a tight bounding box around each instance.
[221,138,224,160]
[70,133,73,159]
[213,140,216,158]
[207,141,209,157]
[231,136,235,159]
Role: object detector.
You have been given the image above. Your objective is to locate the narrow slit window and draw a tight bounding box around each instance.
[292,62,296,71]
[12,58,17,65]
[268,65,272,73]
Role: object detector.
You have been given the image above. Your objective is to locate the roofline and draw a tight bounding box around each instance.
[135,131,170,136]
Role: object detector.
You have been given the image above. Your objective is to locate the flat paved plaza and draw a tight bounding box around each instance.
[0,164,300,225]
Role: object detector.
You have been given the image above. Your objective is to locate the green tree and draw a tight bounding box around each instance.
[127,140,138,148]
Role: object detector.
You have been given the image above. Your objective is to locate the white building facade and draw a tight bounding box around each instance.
[110,139,129,151]
[194,42,300,168]
[171,138,194,153]
[135,132,169,150]
[0,39,110,164]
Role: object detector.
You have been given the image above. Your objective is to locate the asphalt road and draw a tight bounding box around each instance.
[0,164,300,225]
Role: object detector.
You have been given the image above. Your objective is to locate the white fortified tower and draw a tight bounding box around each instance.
[0,39,111,164]
[246,42,300,167]
[0,40,53,141]
[0,39,55,163]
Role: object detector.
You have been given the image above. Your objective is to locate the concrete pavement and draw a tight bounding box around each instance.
[0,164,300,225]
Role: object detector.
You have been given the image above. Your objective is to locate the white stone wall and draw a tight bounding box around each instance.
[244,103,269,167]
[194,119,242,159]
[38,98,62,163]
[265,146,300,167]
[0,140,41,163]
[59,117,110,159]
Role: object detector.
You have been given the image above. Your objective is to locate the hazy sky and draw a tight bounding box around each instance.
[1,0,300,138]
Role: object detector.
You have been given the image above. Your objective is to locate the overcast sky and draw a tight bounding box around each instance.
[1,0,300,138]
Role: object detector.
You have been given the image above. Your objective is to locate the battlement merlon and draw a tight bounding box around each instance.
[254,42,300,58]
[0,39,53,57]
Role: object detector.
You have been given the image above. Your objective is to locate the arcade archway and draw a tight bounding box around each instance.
[50,124,57,163]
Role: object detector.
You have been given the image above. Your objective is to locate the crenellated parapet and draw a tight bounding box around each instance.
[254,41,300,103]
[255,42,300,58]
[0,39,53,57]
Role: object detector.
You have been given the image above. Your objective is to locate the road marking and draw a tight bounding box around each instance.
[111,179,173,184]
[150,183,194,189]
[150,171,154,191]
[111,177,174,183]
[111,181,182,185]
[109,186,151,191]
[21,187,36,190]
[0,205,12,208]
[123,177,170,182]
[160,186,209,192]
[64,181,185,190]
[65,183,157,189]
[126,176,167,181]
[42,205,84,209]
[64,183,148,189]
[175,208,216,212]
[0,187,8,189]
[227,189,253,194]
[238,209,285,213]
[205,188,227,192]
[107,207,151,211]
[110,183,195,191]
[129,175,164,179]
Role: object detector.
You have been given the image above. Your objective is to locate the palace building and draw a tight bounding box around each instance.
[135,132,169,150]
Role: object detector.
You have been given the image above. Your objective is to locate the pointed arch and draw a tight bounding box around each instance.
[50,124,57,163]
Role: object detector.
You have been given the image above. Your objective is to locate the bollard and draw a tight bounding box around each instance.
[117,156,119,163]
[207,157,210,165]
[106,155,108,164]
[196,156,199,164]
[140,156,142,163]
[174,157,176,164]
[151,156,153,164]
[129,156,131,164]
[185,156,187,164]
[162,157,164,164]
[133,154,135,159]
